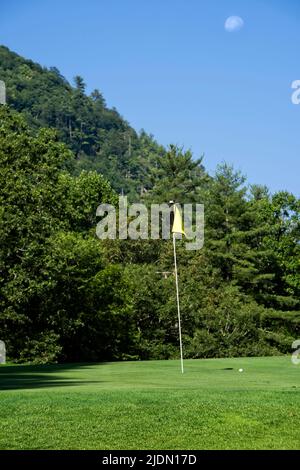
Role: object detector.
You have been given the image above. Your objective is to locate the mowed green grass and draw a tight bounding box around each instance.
[0,357,299,450]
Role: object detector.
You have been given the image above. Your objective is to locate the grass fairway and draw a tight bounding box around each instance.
[0,356,299,450]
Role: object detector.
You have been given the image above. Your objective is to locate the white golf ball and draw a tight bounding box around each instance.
[239,368,244,372]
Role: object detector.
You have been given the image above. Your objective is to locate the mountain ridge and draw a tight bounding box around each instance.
[0,44,165,198]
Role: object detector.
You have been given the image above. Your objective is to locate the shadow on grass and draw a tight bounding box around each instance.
[0,363,102,391]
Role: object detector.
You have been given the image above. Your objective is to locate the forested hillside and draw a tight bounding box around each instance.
[0,46,300,363]
[0,45,164,199]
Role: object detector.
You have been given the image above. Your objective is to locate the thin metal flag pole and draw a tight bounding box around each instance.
[172,232,184,374]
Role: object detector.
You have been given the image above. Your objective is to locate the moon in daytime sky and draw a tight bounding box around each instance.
[224,16,244,32]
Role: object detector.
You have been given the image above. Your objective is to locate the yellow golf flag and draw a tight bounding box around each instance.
[172,205,186,236]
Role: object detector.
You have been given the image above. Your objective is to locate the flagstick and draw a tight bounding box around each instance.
[172,232,184,374]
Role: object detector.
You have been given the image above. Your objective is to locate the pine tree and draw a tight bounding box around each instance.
[145,144,207,204]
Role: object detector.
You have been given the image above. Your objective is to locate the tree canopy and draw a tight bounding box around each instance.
[0,46,299,363]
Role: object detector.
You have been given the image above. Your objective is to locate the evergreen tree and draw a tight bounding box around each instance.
[145,144,207,204]
[74,75,86,94]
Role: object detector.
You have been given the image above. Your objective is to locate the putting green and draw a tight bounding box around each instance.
[0,356,299,449]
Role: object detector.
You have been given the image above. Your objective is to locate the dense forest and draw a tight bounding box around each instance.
[0,45,165,200]
[0,45,300,363]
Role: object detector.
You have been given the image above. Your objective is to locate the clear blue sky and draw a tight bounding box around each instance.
[1,0,299,195]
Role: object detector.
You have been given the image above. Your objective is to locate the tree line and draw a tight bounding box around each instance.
[0,46,299,363]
